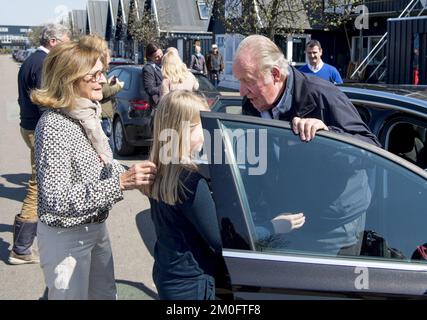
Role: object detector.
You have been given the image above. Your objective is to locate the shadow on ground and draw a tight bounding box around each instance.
[0,235,11,263]
[116,279,158,300]
[0,173,30,203]
[135,209,156,257]
[37,281,158,300]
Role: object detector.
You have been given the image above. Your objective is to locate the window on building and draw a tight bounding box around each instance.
[197,1,210,20]
[0,27,9,32]
[351,35,385,65]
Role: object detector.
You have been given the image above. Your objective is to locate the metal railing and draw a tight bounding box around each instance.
[350,0,425,81]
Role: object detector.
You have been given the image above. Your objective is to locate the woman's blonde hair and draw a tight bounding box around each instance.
[146,90,209,205]
[161,51,189,84]
[31,40,102,109]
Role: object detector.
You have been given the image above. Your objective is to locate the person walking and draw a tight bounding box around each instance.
[31,40,156,299]
[298,39,343,84]
[9,23,71,265]
[206,44,224,88]
[190,45,207,75]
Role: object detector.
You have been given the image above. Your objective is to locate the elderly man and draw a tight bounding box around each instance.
[233,35,380,255]
[233,35,379,146]
[299,39,343,84]
[10,23,71,265]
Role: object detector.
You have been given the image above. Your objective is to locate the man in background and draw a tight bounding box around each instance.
[142,43,163,107]
[299,39,343,84]
[206,44,224,88]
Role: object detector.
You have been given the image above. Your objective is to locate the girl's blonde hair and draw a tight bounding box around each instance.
[31,40,102,109]
[146,90,209,205]
[161,51,189,84]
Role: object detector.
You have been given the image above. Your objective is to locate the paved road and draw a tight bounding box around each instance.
[0,55,157,300]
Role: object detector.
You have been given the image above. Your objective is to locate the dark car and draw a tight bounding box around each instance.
[107,65,220,156]
[204,86,427,299]
[211,85,427,170]
[108,57,135,70]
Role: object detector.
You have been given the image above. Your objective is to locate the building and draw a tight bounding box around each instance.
[71,0,213,65]
[347,0,427,85]
[0,25,33,50]
[69,10,87,37]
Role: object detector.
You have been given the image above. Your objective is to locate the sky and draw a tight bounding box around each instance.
[0,0,97,26]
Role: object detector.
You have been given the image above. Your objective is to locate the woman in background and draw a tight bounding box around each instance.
[159,51,199,98]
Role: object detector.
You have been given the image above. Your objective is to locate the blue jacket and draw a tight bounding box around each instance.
[18,49,47,130]
[149,170,223,300]
[243,66,380,147]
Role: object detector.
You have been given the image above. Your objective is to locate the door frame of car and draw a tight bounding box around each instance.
[201,111,427,299]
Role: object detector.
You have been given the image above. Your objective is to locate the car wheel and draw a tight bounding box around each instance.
[113,118,135,156]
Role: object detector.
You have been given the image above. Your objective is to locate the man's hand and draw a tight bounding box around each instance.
[292,117,329,142]
[271,213,305,234]
[119,161,157,191]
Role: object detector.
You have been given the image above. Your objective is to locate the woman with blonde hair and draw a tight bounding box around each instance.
[159,51,199,98]
[145,90,222,300]
[32,40,156,300]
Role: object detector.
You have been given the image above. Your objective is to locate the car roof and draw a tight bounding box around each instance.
[339,83,427,102]
[338,85,427,113]
[109,64,144,72]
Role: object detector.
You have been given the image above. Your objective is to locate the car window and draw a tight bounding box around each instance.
[195,74,217,93]
[218,119,427,264]
[108,68,122,79]
[212,98,242,114]
[117,70,131,90]
[384,121,427,170]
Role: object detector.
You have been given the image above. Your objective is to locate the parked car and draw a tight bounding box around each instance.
[108,65,220,156]
[14,48,36,63]
[211,85,427,170]
[108,57,135,70]
[200,101,427,299]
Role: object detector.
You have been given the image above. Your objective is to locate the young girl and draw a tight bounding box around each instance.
[145,90,222,300]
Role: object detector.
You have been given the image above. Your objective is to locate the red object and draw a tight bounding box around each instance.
[130,99,150,110]
[206,98,215,107]
[413,68,419,85]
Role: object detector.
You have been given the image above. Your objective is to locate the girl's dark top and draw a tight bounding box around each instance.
[149,169,222,283]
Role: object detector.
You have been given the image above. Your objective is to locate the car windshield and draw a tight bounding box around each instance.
[195,74,217,93]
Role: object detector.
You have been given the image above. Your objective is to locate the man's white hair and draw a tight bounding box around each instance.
[235,35,289,80]
[39,23,70,46]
